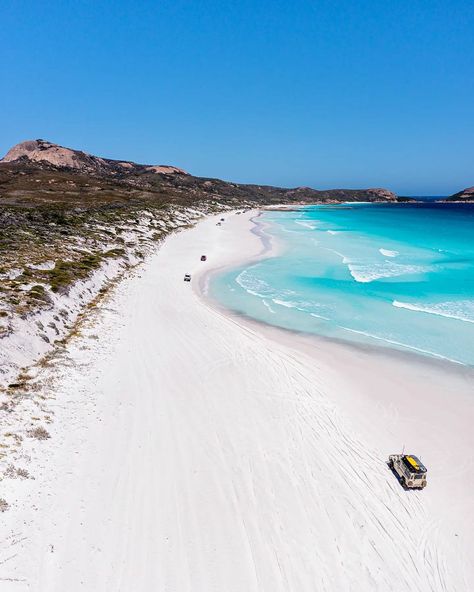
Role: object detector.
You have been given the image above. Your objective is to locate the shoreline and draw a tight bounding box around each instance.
[199,209,472,375]
[195,211,474,588]
[1,210,472,591]
[197,212,474,449]
[195,210,281,298]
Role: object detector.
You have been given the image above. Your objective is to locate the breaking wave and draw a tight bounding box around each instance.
[272,298,316,313]
[348,262,428,283]
[295,220,319,230]
[393,300,474,324]
[310,312,331,321]
[236,268,273,298]
[340,326,460,363]
[213,203,474,365]
[379,248,399,257]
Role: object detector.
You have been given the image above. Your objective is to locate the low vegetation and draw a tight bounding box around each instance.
[4,463,31,479]
[0,143,403,511]
[27,426,51,440]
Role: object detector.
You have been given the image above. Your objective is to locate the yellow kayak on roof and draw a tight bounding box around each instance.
[406,455,420,470]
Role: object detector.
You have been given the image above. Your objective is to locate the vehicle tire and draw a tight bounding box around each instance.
[388,460,394,469]
[400,476,406,488]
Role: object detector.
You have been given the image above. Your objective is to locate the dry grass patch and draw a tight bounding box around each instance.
[27,426,50,440]
[4,464,31,479]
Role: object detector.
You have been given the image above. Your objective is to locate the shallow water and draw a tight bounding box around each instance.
[211,203,474,365]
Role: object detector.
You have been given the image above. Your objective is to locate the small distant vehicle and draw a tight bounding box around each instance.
[220,218,225,221]
[216,222,221,226]
[183,274,191,282]
[201,255,207,261]
[388,454,427,489]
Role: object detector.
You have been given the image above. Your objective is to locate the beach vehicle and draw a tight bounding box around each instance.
[201,255,207,261]
[183,274,191,282]
[220,218,225,221]
[388,454,427,489]
[216,222,221,226]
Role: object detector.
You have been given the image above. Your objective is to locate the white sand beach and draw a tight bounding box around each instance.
[1,211,473,591]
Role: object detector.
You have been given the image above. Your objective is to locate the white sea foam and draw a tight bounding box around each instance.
[237,270,314,314]
[348,262,427,283]
[295,220,318,230]
[323,248,352,264]
[272,298,323,314]
[393,300,474,324]
[340,326,461,363]
[327,230,340,235]
[379,248,399,257]
[236,269,272,298]
[273,299,306,311]
[310,312,331,321]
[262,299,276,314]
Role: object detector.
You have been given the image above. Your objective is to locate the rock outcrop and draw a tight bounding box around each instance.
[365,188,398,201]
[446,186,474,201]
[1,139,188,176]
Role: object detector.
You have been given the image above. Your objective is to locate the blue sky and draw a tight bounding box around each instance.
[1,0,473,194]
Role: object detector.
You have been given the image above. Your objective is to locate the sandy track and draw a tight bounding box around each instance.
[1,212,472,591]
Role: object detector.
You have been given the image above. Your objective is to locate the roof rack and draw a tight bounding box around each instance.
[402,455,427,474]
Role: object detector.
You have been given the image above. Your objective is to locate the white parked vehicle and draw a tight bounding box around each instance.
[388,454,427,489]
[183,274,191,282]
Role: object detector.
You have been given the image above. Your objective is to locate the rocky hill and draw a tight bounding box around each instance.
[446,186,474,201]
[2,139,187,176]
[0,139,397,207]
[0,138,398,388]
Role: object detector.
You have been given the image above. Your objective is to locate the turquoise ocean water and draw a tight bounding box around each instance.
[210,203,474,365]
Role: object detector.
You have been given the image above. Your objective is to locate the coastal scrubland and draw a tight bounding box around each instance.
[0,141,400,391]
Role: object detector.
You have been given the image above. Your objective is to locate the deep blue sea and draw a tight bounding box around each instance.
[210,203,474,365]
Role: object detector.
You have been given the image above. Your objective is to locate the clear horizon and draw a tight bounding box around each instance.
[2,1,473,195]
